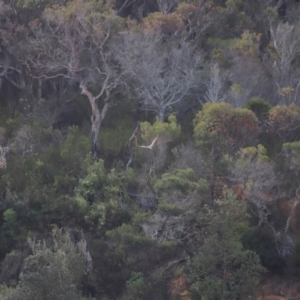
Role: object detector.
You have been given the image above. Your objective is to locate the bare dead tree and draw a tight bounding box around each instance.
[115,32,204,121]
[265,21,300,104]
[140,209,194,258]
[231,150,297,258]
[231,149,278,227]
[270,22,300,78]
[204,63,228,103]
[228,52,270,107]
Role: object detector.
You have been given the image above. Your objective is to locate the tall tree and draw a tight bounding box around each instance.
[116,31,203,121]
[187,192,265,300]
[268,104,300,144]
[25,0,124,157]
[0,1,36,116]
[264,20,300,104]
[194,102,260,157]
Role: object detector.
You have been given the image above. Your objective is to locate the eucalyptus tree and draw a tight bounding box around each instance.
[194,102,260,157]
[0,1,38,116]
[25,0,124,157]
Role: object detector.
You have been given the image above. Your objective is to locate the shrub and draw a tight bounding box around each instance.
[8,228,87,300]
[244,98,271,120]
[194,102,260,156]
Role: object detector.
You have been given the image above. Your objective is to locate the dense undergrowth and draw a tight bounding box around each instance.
[1,0,300,299]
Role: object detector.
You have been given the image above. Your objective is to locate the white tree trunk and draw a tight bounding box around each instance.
[80,83,110,158]
[158,108,165,122]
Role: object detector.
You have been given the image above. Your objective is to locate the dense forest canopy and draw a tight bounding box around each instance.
[1,0,300,299]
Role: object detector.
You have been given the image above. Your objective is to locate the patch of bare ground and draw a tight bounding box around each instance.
[259,277,300,300]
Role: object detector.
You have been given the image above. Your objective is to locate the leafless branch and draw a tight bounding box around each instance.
[116,32,204,120]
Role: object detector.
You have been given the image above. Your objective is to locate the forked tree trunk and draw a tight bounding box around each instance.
[80,83,110,158]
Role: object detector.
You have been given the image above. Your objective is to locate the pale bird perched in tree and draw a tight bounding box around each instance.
[139,135,159,149]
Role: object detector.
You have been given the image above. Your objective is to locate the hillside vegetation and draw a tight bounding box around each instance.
[1,0,300,299]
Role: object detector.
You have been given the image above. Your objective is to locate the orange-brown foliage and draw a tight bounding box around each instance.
[168,275,190,300]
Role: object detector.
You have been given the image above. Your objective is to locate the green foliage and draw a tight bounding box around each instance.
[144,12,183,35]
[244,98,271,120]
[16,0,54,9]
[176,2,196,19]
[43,0,115,23]
[60,126,90,164]
[2,208,17,237]
[5,118,21,133]
[226,0,243,10]
[188,240,264,300]
[75,159,106,201]
[3,0,300,298]
[122,272,151,300]
[8,228,87,300]
[206,1,251,38]
[126,272,145,290]
[155,168,196,193]
[1,125,93,229]
[231,30,261,57]
[242,227,286,272]
[231,83,244,95]
[74,159,125,230]
[197,178,210,195]
[268,104,300,143]
[194,102,259,156]
[124,167,136,184]
[99,119,132,158]
[236,144,270,165]
[3,208,17,226]
[106,224,153,253]
[186,191,265,300]
[283,141,300,153]
[138,115,181,171]
[140,115,181,143]
[213,155,232,176]
[132,211,151,224]
[211,47,231,68]
[0,284,13,298]
[158,203,183,216]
